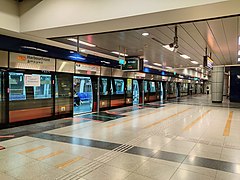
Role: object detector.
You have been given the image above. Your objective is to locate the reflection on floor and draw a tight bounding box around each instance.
[1,95,240,179]
[74,103,92,115]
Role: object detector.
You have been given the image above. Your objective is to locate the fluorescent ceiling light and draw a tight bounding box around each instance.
[166,66,172,69]
[144,59,148,62]
[180,54,190,59]
[191,60,199,64]
[21,46,48,52]
[239,36,240,45]
[111,51,128,56]
[238,57,240,62]
[238,50,240,56]
[153,63,162,66]
[163,45,174,52]
[67,38,96,47]
[80,49,86,52]
[142,32,149,36]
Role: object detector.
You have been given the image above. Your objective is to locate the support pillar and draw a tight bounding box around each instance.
[211,66,224,103]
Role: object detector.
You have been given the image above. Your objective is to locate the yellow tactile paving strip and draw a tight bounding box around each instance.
[183,109,212,131]
[223,111,233,136]
[56,156,82,169]
[144,108,191,129]
[18,145,46,154]
[37,150,64,160]
[106,105,177,128]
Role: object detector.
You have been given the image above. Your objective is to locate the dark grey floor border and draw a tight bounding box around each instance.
[30,133,240,175]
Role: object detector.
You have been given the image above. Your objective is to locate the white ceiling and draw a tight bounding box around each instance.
[53,15,240,69]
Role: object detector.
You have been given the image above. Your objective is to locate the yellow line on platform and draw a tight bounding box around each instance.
[144,108,191,129]
[56,156,82,169]
[106,105,177,128]
[223,111,233,136]
[18,145,45,154]
[183,110,211,131]
[37,150,64,161]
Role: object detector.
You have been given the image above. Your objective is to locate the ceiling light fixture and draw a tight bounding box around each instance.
[153,63,162,66]
[180,54,190,59]
[111,51,128,57]
[166,66,172,69]
[238,50,240,56]
[144,59,149,62]
[80,49,86,53]
[68,38,96,47]
[239,36,240,45]
[238,57,240,62]
[142,32,149,36]
[191,60,199,64]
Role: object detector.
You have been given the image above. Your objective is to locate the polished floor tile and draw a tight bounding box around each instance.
[0,95,240,179]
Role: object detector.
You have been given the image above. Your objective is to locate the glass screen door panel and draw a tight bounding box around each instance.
[133,80,139,105]
[73,76,93,115]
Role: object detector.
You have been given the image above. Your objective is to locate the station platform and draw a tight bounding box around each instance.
[1,95,240,180]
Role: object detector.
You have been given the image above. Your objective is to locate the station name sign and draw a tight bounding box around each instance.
[10,52,55,71]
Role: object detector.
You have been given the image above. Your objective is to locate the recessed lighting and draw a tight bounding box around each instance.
[163,45,174,51]
[153,63,162,66]
[238,50,240,56]
[191,60,199,64]
[142,32,149,36]
[67,38,96,47]
[180,54,190,59]
[111,51,128,57]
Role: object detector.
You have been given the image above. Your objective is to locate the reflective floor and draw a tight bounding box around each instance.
[1,95,240,180]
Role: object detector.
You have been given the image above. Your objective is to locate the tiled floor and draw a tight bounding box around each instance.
[1,95,240,179]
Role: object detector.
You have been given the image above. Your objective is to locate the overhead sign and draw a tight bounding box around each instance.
[122,58,140,71]
[10,52,55,71]
[203,56,213,70]
[24,75,40,86]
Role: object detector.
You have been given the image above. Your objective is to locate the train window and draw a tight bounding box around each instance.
[126,79,132,94]
[114,79,124,94]
[144,81,148,92]
[9,72,26,101]
[100,78,108,95]
[149,81,156,92]
[34,74,52,99]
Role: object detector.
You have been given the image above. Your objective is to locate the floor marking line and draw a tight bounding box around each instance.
[183,110,211,131]
[223,111,233,136]
[144,108,191,129]
[18,145,46,154]
[107,105,177,128]
[56,157,82,169]
[37,150,64,160]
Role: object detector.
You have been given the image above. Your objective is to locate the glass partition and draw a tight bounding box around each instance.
[73,76,93,115]
[114,79,124,94]
[55,73,73,116]
[9,72,53,123]
[149,81,156,92]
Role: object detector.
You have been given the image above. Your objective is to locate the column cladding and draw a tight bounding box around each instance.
[211,66,224,103]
